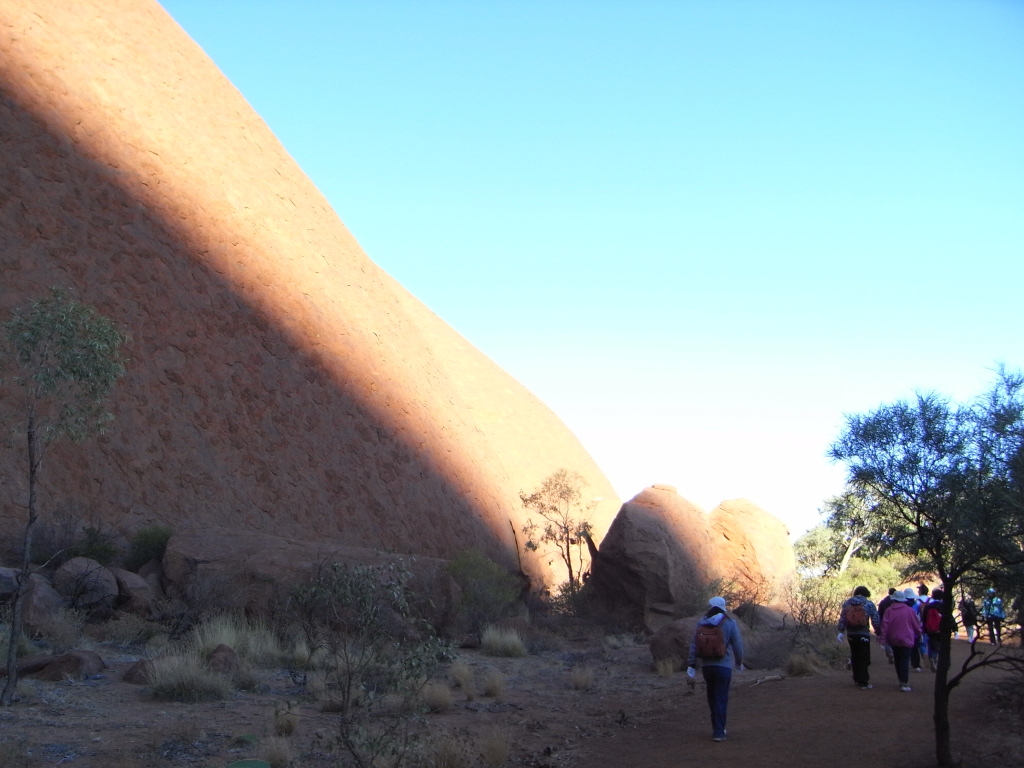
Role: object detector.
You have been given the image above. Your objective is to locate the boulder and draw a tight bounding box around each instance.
[138,560,166,599]
[122,659,155,685]
[206,644,239,675]
[53,558,118,609]
[0,0,621,592]
[22,574,66,635]
[588,486,718,627]
[162,528,458,629]
[709,499,797,604]
[0,566,19,600]
[649,617,702,672]
[30,650,106,681]
[109,567,157,617]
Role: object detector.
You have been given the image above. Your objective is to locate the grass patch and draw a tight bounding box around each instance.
[103,614,161,646]
[148,651,232,702]
[481,668,505,700]
[421,681,453,713]
[262,736,292,768]
[188,614,283,667]
[481,625,527,658]
[450,662,475,700]
[569,665,595,691]
[654,658,676,677]
[35,607,86,653]
[273,701,300,737]
[786,652,824,677]
[480,727,511,767]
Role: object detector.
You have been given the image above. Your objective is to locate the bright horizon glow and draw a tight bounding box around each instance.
[159,1,1024,537]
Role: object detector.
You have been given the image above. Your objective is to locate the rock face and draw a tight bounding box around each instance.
[709,499,797,603]
[589,487,796,627]
[0,0,619,587]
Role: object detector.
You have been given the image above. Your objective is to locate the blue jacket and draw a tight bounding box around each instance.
[687,612,744,669]
[837,595,881,636]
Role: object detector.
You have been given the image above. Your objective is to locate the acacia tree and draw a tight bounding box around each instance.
[1,289,127,706]
[520,468,595,597]
[828,369,1024,767]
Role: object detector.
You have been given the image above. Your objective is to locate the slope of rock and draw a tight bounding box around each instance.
[0,0,619,585]
[709,498,797,602]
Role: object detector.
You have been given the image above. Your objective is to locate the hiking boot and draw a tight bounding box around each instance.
[900,685,912,692]
[712,735,726,742]
[859,684,873,690]
[914,667,922,672]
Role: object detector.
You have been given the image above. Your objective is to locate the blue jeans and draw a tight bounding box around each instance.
[702,665,732,738]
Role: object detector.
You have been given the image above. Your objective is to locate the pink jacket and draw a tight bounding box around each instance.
[881,602,922,648]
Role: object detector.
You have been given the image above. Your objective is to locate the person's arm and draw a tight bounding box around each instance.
[729,620,744,669]
[837,600,847,633]
[868,600,881,634]
[686,630,698,670]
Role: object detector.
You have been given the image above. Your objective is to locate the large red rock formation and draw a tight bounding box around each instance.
[588,486,796,627]
[0,0,619,585]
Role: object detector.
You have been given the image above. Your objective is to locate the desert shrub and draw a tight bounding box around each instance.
[103,614,160,646]
[64,525,121,566]
[262,736,292,768]
[450,662,475,699]
[124,525,172,571]
[569,665,595,691]
[422,731,475,768]
[289,561,455,768]
[481,668,505,700]
[445,549,521,633]
[148,651,231,702]
[421,681,453,713]
[188,614,283,667]
[783,576,853,667]
[35,607,85,653]
[786,652,823,676]
[0,605,37,661]
[481,625,527,657]
[273,700,300,737]
[654,658,675,677]
[480,727,511,767]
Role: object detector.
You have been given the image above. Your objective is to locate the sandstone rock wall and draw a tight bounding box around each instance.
[0,0,619,584]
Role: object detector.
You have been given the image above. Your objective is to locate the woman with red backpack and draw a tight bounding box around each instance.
[920,588,946,671]
[685,596,744,743]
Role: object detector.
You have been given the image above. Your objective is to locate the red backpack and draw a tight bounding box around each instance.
[842,602,869,630]
[695,623,727,659]
[923,603,943,633]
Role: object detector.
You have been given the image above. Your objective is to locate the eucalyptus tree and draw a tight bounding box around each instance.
[1,289,127,706]
[828,369,1024,767]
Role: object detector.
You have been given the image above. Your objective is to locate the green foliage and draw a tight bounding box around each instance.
[64,525,121,566]
[290,562,455,768]
[445,549,520,633]
[520,469,596,597]
[124,524,172,571]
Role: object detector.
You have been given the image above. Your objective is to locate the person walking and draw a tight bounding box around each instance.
[958,594,979,642]
[920,588,946,671]
[837,586,881,689]
[982,588,1006,645]
[686,596,744,743]
[904,588,924,672]
[877,588,898,663]
[880,589,923,692]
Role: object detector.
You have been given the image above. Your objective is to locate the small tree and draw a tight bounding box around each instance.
[1,289,127,706]
[520,469,595,599]
[828,368,1024,767]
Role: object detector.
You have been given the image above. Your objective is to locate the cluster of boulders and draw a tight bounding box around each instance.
[587,486,797,631]
[0,556,165,635]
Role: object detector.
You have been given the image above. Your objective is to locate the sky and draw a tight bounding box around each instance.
[159,1,1024,537]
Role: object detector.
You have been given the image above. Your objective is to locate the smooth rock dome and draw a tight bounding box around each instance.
[0,0,620,584]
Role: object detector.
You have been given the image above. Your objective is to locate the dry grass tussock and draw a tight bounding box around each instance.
[148,651,232,702]
[450,662,476,700]
[570,665,595,691]
[422,681,454,713]
[273,700,300,737]
[480,726,511,767]
[262,736,292,768]
[481,668,505,700]
[481,625,527,657]
[786,652,825,676]
[654,658,676,677]
[35,607,86,653]
[102,613,162,646]
[188,613,284,666]
[422,731,475,768]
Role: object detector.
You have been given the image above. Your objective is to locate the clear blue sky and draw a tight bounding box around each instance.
[160,1,1024,537]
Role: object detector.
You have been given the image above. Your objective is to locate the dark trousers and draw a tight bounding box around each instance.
[702,665,732,738]
[847,633,872,685]
[986,618,1002,644]
[926,632,941,663]
[892,645,912,685]
[910,643,921,669]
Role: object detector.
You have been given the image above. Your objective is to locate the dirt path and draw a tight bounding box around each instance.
[578,640,1021,768]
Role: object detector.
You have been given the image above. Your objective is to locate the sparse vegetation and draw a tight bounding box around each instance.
[481,625,527,657]
[569,665,595,690]
[481,668,505,700]
[450,662,475,700]
[421,681,454,713]
[445,549,521,634]
[124,524,172,571]
[101,613,161,646]
[262,736,292,768]
[148,651,232,702]
[479,727,511,767]
[188,613,284,667]
[34,607,85,653]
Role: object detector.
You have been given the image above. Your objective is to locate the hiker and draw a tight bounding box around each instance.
[981,588,1006,645]
[915,584,932,661]
[837,586,881,689]
[876,588,898,663]
[904,588,924,671]
[958,594,978,642]
[686,596,744,743]
[880,588,922,692]
[920,588,946,671]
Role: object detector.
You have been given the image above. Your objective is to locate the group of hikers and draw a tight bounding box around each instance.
[681,587,1010,743]
[837,584,1009,692]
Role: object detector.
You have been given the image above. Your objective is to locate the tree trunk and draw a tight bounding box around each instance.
[837,535,862,574]
[933,580,956,766]
[2,417,39,707]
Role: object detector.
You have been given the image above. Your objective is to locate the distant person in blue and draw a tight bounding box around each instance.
[982,588,1006,645]
[686,596,744,743]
